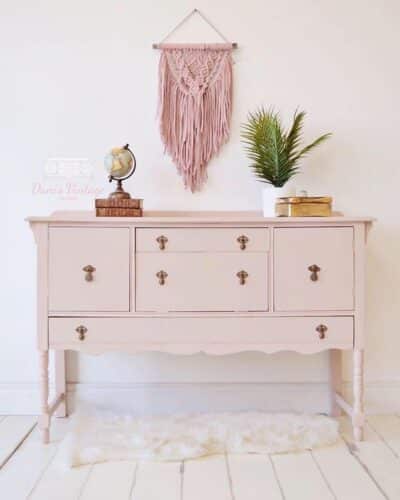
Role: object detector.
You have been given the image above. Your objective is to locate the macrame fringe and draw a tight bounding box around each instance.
[158,45,233,192]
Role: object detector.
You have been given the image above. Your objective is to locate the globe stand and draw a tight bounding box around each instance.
[109,178,131,199]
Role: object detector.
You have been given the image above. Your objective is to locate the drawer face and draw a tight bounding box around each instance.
[136,253,268,312]
[136,228,269,253]
[49,227,130,312]
[49,316,353,350]
[274,227,354,311]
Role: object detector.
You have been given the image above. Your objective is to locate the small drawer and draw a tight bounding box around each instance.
[136,228,269,253]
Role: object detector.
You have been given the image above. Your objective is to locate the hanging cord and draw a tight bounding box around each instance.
[152,8,237,49]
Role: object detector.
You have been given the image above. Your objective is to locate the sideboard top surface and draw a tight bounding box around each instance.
[26,210,374,225]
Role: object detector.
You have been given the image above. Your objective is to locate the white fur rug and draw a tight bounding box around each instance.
[63,412,339,467]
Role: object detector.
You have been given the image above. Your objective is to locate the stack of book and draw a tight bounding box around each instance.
[95,198,143,217]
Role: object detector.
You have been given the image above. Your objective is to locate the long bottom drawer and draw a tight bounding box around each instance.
[49,316,354,354]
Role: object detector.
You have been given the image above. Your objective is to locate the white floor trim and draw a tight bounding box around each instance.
[1,381,400,415]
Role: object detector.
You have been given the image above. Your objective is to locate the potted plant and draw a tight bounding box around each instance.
[241,108,331,216]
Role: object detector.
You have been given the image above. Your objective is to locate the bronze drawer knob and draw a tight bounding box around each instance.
[236,270,248,285]
[308,264,320,281]
[82,265,96,282]
[316,324,328,339]
[156,270,168,285]
[237,235,249,250]
[75,325,87,341]
[156,235,168,250]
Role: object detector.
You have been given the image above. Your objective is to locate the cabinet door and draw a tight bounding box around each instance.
[49,227,130,312]
[274,227,354,311]
[136,253,268,312]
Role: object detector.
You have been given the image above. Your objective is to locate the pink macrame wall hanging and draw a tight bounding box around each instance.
[154,10,236,192]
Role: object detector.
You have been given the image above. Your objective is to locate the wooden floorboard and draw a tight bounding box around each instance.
[340,417,400,499]
[0,427,57,500]
[182,455,232,500]
[227,454,283,500]
[367,415,400,457]
[0,416,37,469]
[28,446,92,500]
[132,461,181,500]
[80,461,137,500]
[312,436,386,499]
[271,450,335,499]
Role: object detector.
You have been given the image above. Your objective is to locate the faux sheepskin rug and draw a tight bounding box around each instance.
[63,412,339,467]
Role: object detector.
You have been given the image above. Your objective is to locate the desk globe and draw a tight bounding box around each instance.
[104,144,136,199]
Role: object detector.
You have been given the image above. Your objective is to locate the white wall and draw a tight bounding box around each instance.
[2,0,400,415]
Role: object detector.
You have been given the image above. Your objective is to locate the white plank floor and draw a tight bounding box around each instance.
[1,415,400,499]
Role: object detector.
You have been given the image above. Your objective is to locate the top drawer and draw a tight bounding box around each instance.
[136,228,269,252]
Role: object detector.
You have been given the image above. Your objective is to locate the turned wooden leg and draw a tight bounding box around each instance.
[329,349,342,417]
[352,349,365,441]
[39,350,50,444]
[55,350,67,417]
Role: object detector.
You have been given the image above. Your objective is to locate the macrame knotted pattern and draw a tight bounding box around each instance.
[158,43,233,192]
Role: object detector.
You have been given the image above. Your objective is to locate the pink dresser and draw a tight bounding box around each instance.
[27,211,373,443]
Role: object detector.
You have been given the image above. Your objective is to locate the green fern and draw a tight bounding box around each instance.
[241,108,331,187]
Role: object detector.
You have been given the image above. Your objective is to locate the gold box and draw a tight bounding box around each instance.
[275,196,332,217]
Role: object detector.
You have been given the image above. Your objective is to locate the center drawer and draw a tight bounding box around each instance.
[135,253,268,312]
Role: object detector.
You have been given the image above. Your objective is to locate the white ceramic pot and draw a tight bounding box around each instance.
[262,184,295,217]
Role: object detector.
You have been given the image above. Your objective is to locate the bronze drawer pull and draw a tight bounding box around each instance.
[75,325,87,341]
[82,265,96,282]
[316,324,328,339]
[237,235,249,250]
[236,270,248,285]
[156,235,168,250]
[308,264,320,281]
[156,270,168,285]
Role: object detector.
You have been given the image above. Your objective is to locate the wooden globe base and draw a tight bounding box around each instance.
[109,179,131,199]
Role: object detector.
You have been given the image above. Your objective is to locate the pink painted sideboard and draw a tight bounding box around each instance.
[27,210,373,443]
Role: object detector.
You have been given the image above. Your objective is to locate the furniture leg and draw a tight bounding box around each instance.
[352,349,364,441]
[329,349,342,417]
[39,350,50,444]
[55,350,67,417]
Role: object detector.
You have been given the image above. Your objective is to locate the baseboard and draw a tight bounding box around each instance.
[1,381,400,415]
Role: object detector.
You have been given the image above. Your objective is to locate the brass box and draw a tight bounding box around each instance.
[275,196,332,217]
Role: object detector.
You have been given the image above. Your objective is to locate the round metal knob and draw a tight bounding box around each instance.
[156,270,168,285]
[82,265,96,282]
[237,235,249,250]
[75,325,87,341]
[316,324,328,339]
[236,270,248,285]
[156,235,168,250]
[308,264,320,281]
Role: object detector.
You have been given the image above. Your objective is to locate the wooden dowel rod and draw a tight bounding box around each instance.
[152,42,238,49]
